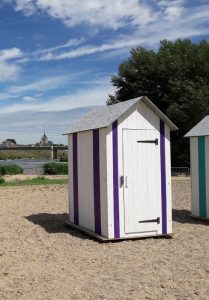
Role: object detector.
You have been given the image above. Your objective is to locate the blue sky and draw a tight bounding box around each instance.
[0,0,209,144]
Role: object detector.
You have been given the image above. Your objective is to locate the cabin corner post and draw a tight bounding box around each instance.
[73,132,79,225]
[93,129,102,235]
[160,120,167,235]
[112,120,120,238]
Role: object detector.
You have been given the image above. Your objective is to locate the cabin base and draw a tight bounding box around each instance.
[65,221,173,242]
[191,215,209,223]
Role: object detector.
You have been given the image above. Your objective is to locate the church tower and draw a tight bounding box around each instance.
[39,132,48,146]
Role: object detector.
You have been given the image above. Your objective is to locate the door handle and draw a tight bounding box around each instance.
[125,176,128,188]
[120,176,124,187]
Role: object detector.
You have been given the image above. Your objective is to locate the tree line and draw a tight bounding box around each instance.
[107,39,209,166]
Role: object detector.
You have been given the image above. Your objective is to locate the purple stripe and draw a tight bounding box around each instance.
[93,129,101,235]
[73,133,79,225]
[112,121,120,238]
[160,120,167,234]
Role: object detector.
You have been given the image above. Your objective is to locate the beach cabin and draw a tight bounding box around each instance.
[185,116,209,220]
[65,96,177,240]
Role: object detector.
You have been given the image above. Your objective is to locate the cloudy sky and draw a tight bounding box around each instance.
[0,0,209,144]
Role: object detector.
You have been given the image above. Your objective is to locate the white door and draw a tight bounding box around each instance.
[123,129,159,234]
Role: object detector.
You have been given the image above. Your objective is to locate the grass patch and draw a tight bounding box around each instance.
[59,155,68,162]
[0,176,68,187]
[0,150,50,160]
[44,163,68,175]
[0,177,5,184]
[0,165,23,175]
[0,150,67,160]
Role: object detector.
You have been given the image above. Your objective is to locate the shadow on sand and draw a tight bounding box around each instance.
[25,213,91,240]
[172,209,209,225]
[25,209,209,242]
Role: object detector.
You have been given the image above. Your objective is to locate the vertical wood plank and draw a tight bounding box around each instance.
[106,127,114,238]
[190,137,199,216]
[112,120,120,238]
[160,120,167,235]
[73,133,79,225]
[205,136,209,218]
[198,136,207,218]
[93,129,101,235]
[77,131,95,231]
[99,128,108,237]
[68,134,74,223]
[164,124,172,234]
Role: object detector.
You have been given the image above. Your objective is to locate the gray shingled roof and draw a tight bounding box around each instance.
[185,116,209,137]
[65,96,177,134]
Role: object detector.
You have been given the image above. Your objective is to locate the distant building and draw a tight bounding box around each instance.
[38,132,53,146]
[0,140,16,147]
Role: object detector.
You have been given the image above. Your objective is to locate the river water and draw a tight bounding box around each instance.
[0,159,56,174]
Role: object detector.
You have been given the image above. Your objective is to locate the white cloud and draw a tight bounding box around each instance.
[0,61,21,81]
[0,106,94,144]
[0,75,70,101]
[23,96,37,101]
[0,47,23,60]
[9,75,68,93]
[34,38,85,55]
[38,39,139,61]
[0,47,24,81]
[0,75,70,100]
[10,0,156,29]
[0,71,94,100]
[7,1,204,64]
[14,0,36,16]
[0,81,114,113]
[164,5,185,21]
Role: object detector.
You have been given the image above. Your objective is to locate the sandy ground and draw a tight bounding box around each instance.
[0,178,209,300]
[4,174,68,181]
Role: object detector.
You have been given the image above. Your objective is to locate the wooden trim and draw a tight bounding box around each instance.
[198,136,207,218]
[112,120,120,238]
[73,133,79,225]
[93,129,101,234]
[160,120,167,234]
[65,221,172,242]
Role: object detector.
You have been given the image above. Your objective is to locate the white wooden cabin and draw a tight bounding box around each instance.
[65,96,177,240]
[185,116,209,220]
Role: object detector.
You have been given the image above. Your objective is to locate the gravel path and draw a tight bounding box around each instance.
[0,178,209,299]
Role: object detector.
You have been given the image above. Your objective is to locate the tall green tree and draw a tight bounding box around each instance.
[108,39,209,166]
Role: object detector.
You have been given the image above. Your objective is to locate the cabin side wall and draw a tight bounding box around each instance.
[190,137,199,217]
[68,128,109,237]
[190,136,209,218]
[106,101,172,239]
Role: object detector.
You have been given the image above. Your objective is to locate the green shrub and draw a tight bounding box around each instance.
[0,165,23,175]
[59,156,68,162]
[0,177,5,184]
[44,163,68,175]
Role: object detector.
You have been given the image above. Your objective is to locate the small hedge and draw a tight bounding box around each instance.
[44,163,68,175]
[0,164,23,175]
[59,156,68,162]
[0,177,5,184]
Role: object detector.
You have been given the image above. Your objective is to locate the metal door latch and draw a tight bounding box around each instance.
[137,138,158,145]
[138,217,160,224]
[120,176,124,187]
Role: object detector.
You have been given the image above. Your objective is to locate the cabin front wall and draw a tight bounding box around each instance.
[106,101,172,239]
[190,136,209,218]
[68,128,108,237]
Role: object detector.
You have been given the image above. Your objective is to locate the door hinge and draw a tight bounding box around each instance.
[138,217,160,224]
[137,138,158,145]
